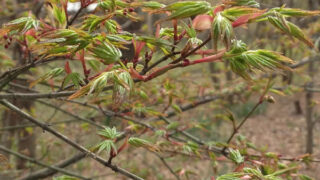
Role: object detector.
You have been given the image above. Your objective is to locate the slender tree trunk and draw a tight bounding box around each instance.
[305,57,315,154]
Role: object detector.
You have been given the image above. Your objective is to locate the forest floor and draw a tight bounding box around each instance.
[240,92,320,178]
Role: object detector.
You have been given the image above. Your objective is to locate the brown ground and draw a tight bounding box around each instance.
[241,93,320,178]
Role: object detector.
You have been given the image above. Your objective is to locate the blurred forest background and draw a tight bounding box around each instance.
[1,0,320,179]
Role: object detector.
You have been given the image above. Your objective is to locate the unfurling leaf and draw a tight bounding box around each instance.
[224,0,260,8]
[222,7,264,20]
[128,137,159,152]
[52,4,67,25]
[62,72,84,89]
[243,168,264,178]
[113,71,134,104]
[268,14,314,47]
[299,174,314,180]
[96,140,117,155]
[30,68,64,88]
[229,149,244,164]
[211,13,234,51]
[3,16,39,34]
[68,70,133,100]
[157,1,211,23]
[131,1,165,11]
[272,7,320,17]
[98,127,122,140]
[88,41,122,64]
[192,15,213,31]
[224,40,293,80]
[232,12,265,27]
[217,173,244,180]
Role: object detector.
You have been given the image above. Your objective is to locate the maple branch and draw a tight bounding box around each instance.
[36,100,105,129]
[0,145,89,180]
[0,99,143,180]
[153,152,181,180]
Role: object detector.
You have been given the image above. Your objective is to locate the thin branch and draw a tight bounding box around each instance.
[0,99,143,180]
[36,100,105,129]
[0,91,75,99]
[222,81,271,154]
[161,116,203,144]
[153,152,181,180]
[19,132,128,180]
[17,152,87,180]
[0,119,77,131]
[67,7,84,28]
[170,35,212,64]
[0,145,89,180]
[225,100,262,146]
[142,51,180,74]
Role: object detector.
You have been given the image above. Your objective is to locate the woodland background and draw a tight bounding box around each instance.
[0,0,320,180]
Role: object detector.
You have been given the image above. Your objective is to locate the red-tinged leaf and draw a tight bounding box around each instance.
[64,61,72,74]
[117,137,128,154]
[213,5,225,15]
[156,24,161,38]
[129,67,146,80]
[48,79,55,90]
[24,29,37,39]
[250,160,264,165]
[234,163,245,172]
[216,156,227,161]
[211,176,215,180]
[179,169,186,176]
[68,84,91,100]
[192,15,213,31]
[61,0,68,18]
[133,40,146,63]
[77,50,90,76]
[232,12,264,27]
[240,175,252,180]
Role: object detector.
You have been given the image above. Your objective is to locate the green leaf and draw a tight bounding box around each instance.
[112,71,134,103]
[140,1,165,10]
[96,140,117,155]
[4,16,39,33]
[222,7,263,20]
[268,14,314,47]
[229,149,244,164]
[166,121,180,130]
[224,41,293,80]
[299,174,314,180]
[159,1,211,22]
[216,173,243,180]
[243,168,264,178]
[30,68,64,88]
[128,137,158,151]
[88,41,122,64]
[98,127,122,139]
[62,72,84,88]
[211,13,234,51]
[88,72,110,94]
[53,4,66,25]
[171,103,182,113]
[229,0,260,8]
[87,60,102,72]
[272,7,320,17]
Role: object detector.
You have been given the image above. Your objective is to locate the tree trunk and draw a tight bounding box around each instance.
[305,56,315,154]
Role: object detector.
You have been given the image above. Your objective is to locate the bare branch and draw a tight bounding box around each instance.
[17,152,87,180]
[0,99,143,180]
[153,152,181,180]
[0,145,89,180]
